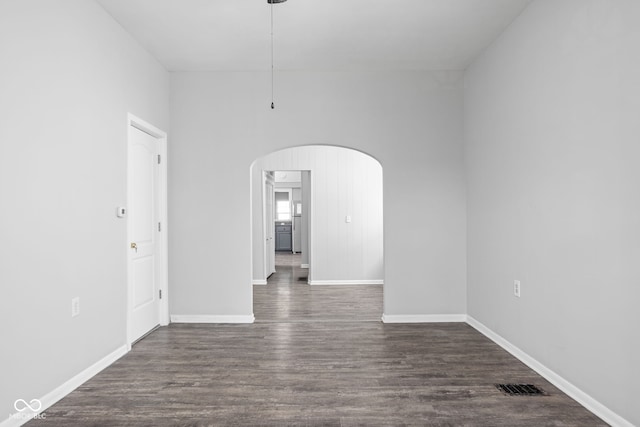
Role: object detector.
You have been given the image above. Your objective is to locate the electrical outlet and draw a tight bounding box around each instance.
[345,215,352,223]
[513,280,521,298]
[71,297,80,317]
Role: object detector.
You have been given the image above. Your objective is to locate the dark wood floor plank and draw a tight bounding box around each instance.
[254,253,383,323]
[27,254,607,426]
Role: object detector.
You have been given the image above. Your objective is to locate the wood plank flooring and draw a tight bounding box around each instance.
[254,253,383,323]
[27,254,607,426]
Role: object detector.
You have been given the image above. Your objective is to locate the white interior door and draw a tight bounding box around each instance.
[129,126,161,343]
[264,172,275,278]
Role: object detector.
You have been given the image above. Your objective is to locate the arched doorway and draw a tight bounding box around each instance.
[250,145,384,321]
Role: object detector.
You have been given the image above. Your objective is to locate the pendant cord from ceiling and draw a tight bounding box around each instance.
[268,0,286,109]
[270,1,274,109]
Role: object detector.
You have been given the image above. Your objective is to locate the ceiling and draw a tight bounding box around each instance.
[96,0,531,72]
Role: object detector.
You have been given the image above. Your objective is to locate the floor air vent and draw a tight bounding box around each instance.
[496,384,546,396]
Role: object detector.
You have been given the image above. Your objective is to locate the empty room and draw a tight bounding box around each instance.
[1,0,638,426]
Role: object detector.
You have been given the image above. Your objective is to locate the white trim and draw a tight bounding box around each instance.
[301,264,309,269]
[0,345,127,427]
[126,113,169,348]
[262,171,275,285]
[252,280,267,285]
[466,316,634,427]
[170,314,255,324]
[157,126,169,328]
[308,280,383,286]
[308,171,314,283]
[381,314,466,323]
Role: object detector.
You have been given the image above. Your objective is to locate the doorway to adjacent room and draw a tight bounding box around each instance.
[250,145,384,323]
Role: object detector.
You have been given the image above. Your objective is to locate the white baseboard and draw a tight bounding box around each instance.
[2,314,626,427]
[308,280,383,285]
[381,314,467,323]
[170,314,255,324]
[466,316,634,427]
[252,280,267,285]
[0,345,128,427]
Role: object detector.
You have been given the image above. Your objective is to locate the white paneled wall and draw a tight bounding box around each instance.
[301,171,311,266]
[251,146,383,284]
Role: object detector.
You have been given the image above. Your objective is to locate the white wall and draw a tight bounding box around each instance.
[169,70,466,318]
[274,171,301,183]
[301,171,310,265]
[251,146,383,284]
[465,1,640,425]
[0,0,169,420]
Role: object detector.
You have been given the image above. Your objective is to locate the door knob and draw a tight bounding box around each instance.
[131,242,138,252]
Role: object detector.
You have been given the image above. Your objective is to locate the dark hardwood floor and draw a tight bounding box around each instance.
[28,254,606,426]
[254,253,383,323]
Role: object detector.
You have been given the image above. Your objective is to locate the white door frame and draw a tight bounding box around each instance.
[307,171,313,283]
[263,171,275,279]
[126,113,169,349]
[262,170,313,282]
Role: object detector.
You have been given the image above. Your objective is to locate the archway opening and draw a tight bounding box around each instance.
[250,145,384,322]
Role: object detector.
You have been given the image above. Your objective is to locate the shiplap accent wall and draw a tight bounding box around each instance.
[251,146,383,284]
[301,171,311,267]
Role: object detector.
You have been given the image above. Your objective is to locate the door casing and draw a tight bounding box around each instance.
[126,113,169,349]
[263,171,275,279]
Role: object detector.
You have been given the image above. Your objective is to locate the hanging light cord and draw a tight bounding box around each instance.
[270,1,275,109]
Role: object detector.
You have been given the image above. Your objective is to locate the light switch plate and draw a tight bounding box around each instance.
[71,297,80,317]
